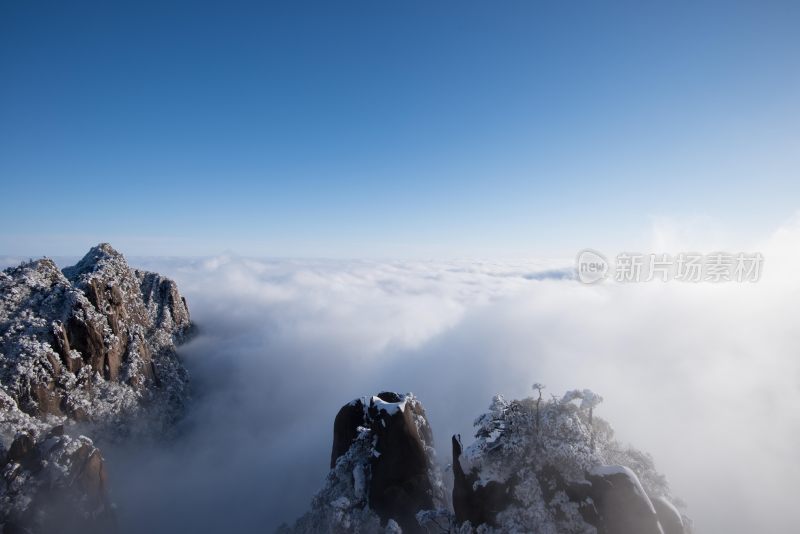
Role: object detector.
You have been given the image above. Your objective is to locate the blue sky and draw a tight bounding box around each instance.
[1,0,798,258]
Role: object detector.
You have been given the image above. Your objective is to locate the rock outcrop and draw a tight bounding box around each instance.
[284,392,445,534]
[584,465,667,534]
[0,386,116,533]
[451,434,512,528]
[451,455,677,534]
[1,425,115,533]
[449,391,690,534]
[0,244,192,533]
[288,388,691,534]
[652,495,687,534]
[0,243,190,423]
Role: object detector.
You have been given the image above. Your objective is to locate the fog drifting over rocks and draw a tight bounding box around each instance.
[46,216,800,534]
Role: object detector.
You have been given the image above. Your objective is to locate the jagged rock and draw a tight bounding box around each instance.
[287,392,445,534]
[0,243,191,422]
[0,244,193,534]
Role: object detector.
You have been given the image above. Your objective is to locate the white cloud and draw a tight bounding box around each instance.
[102,217,800,533]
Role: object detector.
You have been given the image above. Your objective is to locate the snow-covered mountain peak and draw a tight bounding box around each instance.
[0,244,193,533]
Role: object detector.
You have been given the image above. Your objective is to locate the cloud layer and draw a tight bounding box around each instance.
[86,219,800,534]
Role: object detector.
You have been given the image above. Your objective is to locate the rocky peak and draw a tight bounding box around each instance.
[1,243,192,420]
[449,390,691,533]
[0,244,194,533]
[63,242,190,345]
[285,392,445,534]
[62,243,126,284]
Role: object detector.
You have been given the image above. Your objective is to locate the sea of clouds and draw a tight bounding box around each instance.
[14,216,799,534]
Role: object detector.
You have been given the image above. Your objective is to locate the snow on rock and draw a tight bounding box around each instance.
[0,243,191,426]
[449,388,692,534]
[369,395,407,416]
[651,496,686,534]
[285,392,445,534]
[0,244,193,533]
[285,387,691,534]
[588,464,655,517]
[586,465,663,534]
[1,425,115,534]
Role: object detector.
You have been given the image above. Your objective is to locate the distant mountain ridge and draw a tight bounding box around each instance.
[0,244,192,533]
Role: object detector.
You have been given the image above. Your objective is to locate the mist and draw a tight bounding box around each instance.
[94,218,800,534]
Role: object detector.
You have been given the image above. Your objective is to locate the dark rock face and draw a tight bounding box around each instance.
[586,466,665,534]
[6,432,37,467]
[330,397,366,469]
[0,244,193,534]
[330,392,438,533]
[452,434,513,528]
[286,393,444,533]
